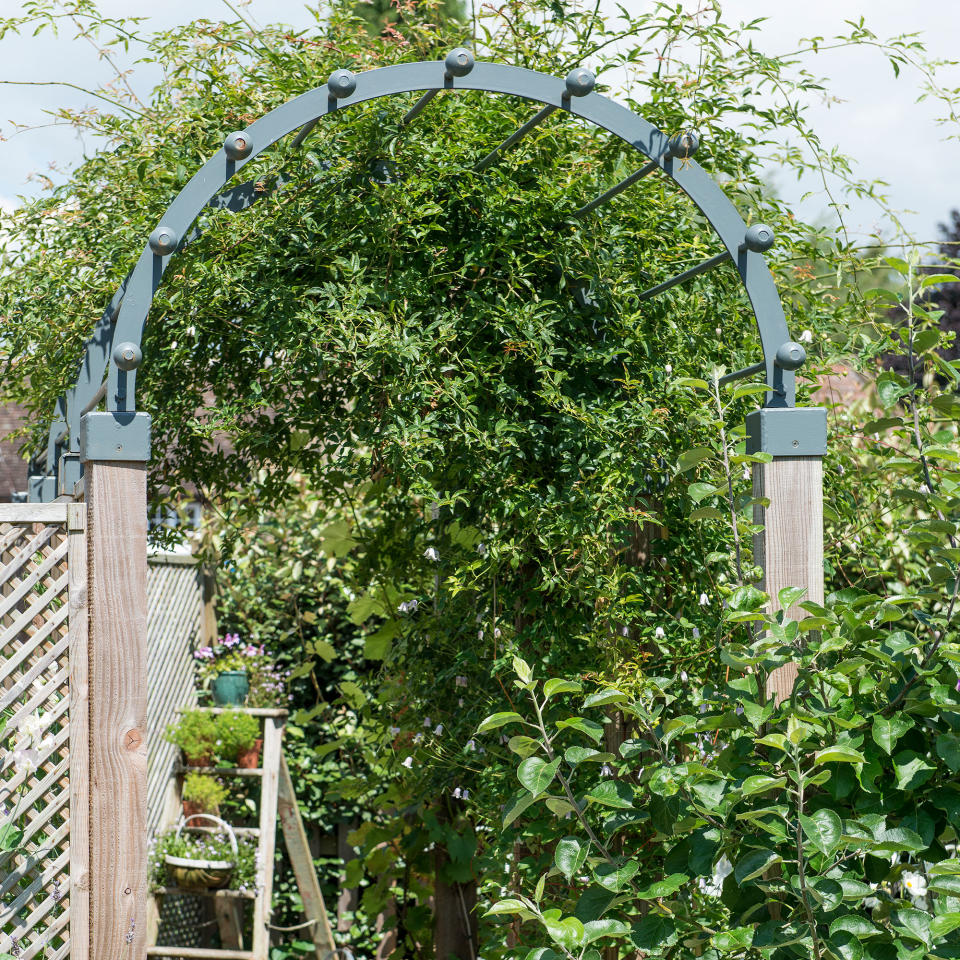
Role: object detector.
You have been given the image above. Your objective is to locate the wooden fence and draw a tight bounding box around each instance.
[0,502,87,960]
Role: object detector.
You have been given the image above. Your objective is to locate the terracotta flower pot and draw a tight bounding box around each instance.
[236,739,263,770]
[185,754,213,768]
[183,800,216,819]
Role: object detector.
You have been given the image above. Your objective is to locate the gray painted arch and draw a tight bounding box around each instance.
[38,56,807,496]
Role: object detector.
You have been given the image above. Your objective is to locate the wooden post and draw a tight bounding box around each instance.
[68,501,91,960]
[253,715,284,957]
[85,458,149,959]
[753,456,824,702]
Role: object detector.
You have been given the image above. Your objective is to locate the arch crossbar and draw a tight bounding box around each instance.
[34,54,811,499]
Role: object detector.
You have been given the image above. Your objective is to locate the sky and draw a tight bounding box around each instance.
[0,0,957,245]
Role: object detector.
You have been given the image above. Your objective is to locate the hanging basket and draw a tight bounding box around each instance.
[165,814,238,890]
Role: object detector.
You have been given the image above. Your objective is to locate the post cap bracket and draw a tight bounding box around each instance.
[80,412,152,463]
[746,407,826,457]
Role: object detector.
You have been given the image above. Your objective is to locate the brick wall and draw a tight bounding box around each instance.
[0,402,28,501]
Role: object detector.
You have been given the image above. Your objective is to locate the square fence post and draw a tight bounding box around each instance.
[81,411,151,960]
[747,408,826,703]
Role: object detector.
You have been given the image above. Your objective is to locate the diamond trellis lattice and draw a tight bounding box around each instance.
[0,514,77,960]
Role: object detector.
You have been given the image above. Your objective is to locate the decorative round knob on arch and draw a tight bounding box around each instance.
[327,69,357,99]
[445,47,475,78]
[666,130,699,160]
[565,67,596,98]
[112,341,143,372]
[223,131,252,161]
[743,223,775,253]
[775,341,806,370]
[148,225,179,257]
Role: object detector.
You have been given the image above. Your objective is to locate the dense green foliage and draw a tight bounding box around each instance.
[3,1,960,958]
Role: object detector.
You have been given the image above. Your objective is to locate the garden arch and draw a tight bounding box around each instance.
[20,50,827,959]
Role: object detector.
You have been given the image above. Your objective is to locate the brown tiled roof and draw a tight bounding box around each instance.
[0,402,29,501]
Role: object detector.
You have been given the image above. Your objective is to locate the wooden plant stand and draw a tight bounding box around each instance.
[146,707,337,960]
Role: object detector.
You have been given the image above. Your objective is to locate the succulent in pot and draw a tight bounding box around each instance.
[164,710,217,766]
[215,710,262,769]
[181,772,227,818]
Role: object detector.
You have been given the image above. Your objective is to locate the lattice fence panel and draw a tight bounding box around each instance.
[0,505,84,960]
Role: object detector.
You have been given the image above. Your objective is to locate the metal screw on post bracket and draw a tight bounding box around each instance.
[112,341,142,372]
[444,47,475,78]
[565,67,596,99]
[148,225,179,256]
[742,223,775,253]
[775,340,806,370]
[224,131,253,161]
[327,69,357,99]
[665,130,699,160]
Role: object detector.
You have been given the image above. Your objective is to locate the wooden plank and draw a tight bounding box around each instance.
[86,460,149,960]
[252,717,283,959]
[215,898,245,952]
[153,888,257,900]
[336,822,358,933]
[176,708,289,718]
[0,503,68,524]
[69,501,90,960]
[146,948,255,959]
[278,754,337,960]
[753,456,824,703]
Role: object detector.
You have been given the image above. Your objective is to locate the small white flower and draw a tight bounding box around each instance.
[434,723,444,735]
[424,547,439,562]
[13,746,39,776]
[600,764,613,777]
[699,592,709,606]
[715,327,722,336]
[664,363,673,374]
[401,756,413,769]
[698,855,733,898]
[413,733,424,744]
[799,329,813,343]
[389,726,400,736]
[458,697,465,707]
[462,789,469,800]
[452,787,462,799]
[655,626,665,639]
[478,629,484,640]
[493,627,501,639]
[743,464,751,480]
[477,543,488,557]
[423,717,432,727]
[902,871,927,900]
[465,739,476,752]
[455,675,469,687]
[680,671,688,682]
[692,627,700,639]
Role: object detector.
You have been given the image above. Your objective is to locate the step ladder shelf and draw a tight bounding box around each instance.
[176,707,290,717]
[149,710,337,960]
[154,887,258,900]
[147,947,256,959]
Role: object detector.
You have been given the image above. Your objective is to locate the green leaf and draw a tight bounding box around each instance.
[930,875,960,896]
[583,919,630,943]
[585,781,635,809]
[893,908,931,946]
[677,446,714,473]
[486,898,533,916]
[583,688,628,708]
[338,681,365,709]
[555,717,604,743]
[829,916,882,939]
[892,750,935,791]
[936,733,960,773]
[513,657,533,683]
[688,481,720,503]
[920,272,959,287]
[930,913,960,939]
[543,678,582,699]
[815,745,865,765]
[777,586,807,611]
[634,873,687,899]
[712,927,754,953]
[734,848,780,883]
[518,756,561,795]
[828,931,863,960]
[477,712,524,733]
[741,775,786,797]
[630,914,677,951]
[555,837,588,881]
[503,791,539,828]
[871,714,913,754]
[593,860,639,891]
[0,824,23,851]
[564,746,613,765]
[508,735,541,758]
[799,808,842,855]
[544,916,585,952]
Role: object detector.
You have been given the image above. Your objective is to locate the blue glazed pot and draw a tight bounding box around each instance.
[211,670,249,706]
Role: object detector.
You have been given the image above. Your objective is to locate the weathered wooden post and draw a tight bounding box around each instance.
[748,407,826,702]
[81,410,151,960]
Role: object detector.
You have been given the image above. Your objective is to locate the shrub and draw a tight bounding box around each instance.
[214,710,260,762]
[164,710,217,763]
[181,773,228,813]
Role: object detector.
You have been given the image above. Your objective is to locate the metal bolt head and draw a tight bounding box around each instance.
[444,47,475,77]
[565,67,596,98]
[328,69,357,99]
[666,130,699,160]
[775,340,806,371]
[148,225,179,257]
[112,341,143,372]
[743,223,775,253]
[223,131,252,161]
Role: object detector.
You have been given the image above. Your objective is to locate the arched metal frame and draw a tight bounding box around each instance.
[32,55,822,500]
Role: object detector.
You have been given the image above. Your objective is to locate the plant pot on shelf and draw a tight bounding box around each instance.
[185,754,213,768]
[165,814,238,891]
[182,800,219,819]
[211,670,249,706]
[236,738,263,770]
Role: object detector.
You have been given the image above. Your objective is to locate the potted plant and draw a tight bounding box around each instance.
[215,710,262,769]
[194,633,291,707]
[162,815,238,890]
[181,773,227,818]
[164,710,217,766]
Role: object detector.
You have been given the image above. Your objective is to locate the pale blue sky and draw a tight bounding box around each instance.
[1,0,957,244]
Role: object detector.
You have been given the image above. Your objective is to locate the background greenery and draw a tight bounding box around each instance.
[2,1,960,958]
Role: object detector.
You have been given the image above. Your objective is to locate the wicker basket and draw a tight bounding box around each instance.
[165,814,238,891]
